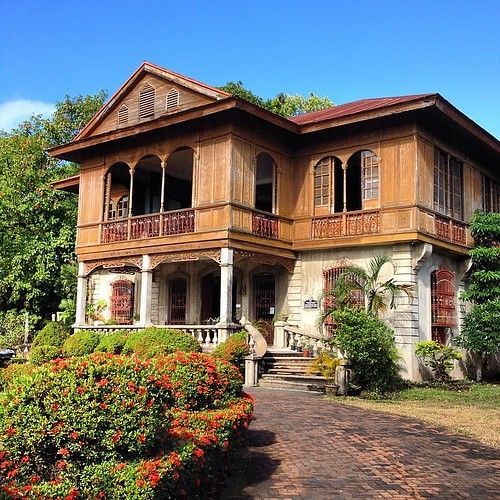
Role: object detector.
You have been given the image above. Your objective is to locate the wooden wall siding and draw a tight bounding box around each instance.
[197,137,230,206]
[379,136,416,206]
[78,166,106,226]
[92,74,214,137]
[231,137,255,207]
[417,137,434,210]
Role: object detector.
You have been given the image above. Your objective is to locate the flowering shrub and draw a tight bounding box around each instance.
[213,330,250,374]
[122,327,201,359]
[62,330,100,357]
[28,344,61,365]
[94,330,130,354]
[0,362,33,391]
[0,352,253,498]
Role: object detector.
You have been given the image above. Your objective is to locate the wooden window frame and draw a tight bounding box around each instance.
[361,150,379,200]
[255,153,277,214]
[166,88,180,111]
[433,148,463,220]
[117,195,129,219]
[430,269,456,345]
[314,157,333,209]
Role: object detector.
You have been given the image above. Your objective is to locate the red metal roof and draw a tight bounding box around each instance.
[290,94,437,125]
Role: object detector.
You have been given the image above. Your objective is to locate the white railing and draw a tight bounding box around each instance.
[283,324,334,356]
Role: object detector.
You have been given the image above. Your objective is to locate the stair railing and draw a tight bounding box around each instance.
[240,317,267,387]
[283,324,334,356]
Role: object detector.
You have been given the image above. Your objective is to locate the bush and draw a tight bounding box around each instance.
[32,321,69,349]
[0,362,33,391]
[213,330,250,373]
[331,308,400,393]
[29,344,61,365]
[95,330,130,354]
[123,327,201,358]
[0,352,253,499]
[62,330,100,357]
[415,340,462,381]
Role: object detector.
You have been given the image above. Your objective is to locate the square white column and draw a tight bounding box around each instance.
[74,262,88,327]
[139,255,153,327]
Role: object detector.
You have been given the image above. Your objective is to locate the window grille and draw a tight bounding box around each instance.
[430,269,456,344]
[169,277,187,324]
[362,150,379,200]
[118,105,128,125]
[433,148,463,219]
[111,280,134,324]
[166,88,180,111]
[139,83,155,119]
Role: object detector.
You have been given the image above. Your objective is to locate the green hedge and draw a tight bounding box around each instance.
[213,330,249,374]
[122,327,201,359]
[62,330,100,357]
[94,330,130,354]
[31,321,69,349]
[29,344,61,365]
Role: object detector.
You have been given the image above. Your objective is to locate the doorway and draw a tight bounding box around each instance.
[253,273,275,344]
[168,277,187,324]
[201,271,238,323]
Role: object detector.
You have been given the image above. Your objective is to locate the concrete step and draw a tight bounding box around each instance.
[261,373,327,384]
[267,368,313,375]
[258,378,327,393]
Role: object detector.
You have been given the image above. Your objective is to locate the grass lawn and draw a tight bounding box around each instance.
[333,383,500,448]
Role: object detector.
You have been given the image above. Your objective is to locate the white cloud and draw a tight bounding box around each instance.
[0,99,56,132]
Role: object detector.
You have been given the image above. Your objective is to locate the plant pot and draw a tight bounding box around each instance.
[324,383,339,397]
[302,349,310,358]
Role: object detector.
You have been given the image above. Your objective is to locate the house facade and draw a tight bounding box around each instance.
[50,62,500,381]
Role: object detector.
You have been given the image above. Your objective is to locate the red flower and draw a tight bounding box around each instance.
[136,479,145,487]
[97,378,109,387]
[70,431,79,440]
[57,448,70,457]
[193,448,204,459]
[111,430,122,443]
[138,433,146,444]
[51,402,60,411]
[5,427,16,437]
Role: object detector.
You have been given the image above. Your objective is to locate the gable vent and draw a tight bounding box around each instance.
[139,83,155,119]
[118,105,128,125]
[166,88,180,111]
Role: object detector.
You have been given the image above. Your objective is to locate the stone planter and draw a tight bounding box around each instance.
[324,383,339,397]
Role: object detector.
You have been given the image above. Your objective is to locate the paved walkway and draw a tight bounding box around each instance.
[220,388,500,499]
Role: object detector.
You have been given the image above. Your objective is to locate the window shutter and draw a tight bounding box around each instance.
[166,88,180,111]
[118,105,128,125]
[139,83,155,119]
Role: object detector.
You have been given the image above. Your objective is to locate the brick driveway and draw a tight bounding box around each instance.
[220,388,500,499]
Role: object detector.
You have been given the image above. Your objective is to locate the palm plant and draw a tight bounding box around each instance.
[322,255,413,320]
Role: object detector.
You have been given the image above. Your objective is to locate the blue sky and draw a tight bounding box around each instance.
[1,0,499,137]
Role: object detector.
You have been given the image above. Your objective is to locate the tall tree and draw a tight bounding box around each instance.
[218,82,333,117]
[0,92,107,322]
[455,211,500,381]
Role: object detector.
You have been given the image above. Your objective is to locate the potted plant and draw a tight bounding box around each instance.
[303,343,313,357]
[308,351,341,396]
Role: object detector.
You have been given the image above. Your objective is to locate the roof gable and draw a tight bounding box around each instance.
[75,62,230,141]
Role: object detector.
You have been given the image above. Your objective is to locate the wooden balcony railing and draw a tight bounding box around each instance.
[312,210,380,239]
[252,212,279,239]
[101,209,195,243]
[435,215,466,246]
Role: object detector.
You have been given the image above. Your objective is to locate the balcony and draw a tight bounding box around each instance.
[312,210,380,239]
[418,208,468,247]
[252,212,279,239]
[102,209,195,243]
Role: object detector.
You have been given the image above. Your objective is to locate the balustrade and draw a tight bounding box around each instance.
[312,210,380,239]
[435,215,466,246]
[252,212,279,239]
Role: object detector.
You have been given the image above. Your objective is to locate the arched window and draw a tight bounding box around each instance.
[361,150,379,200]
[323,266,365,333]
[111,280,135,324]
[117,195,129,218]
[313,156,343,213]
[255,153,277,213]
[430,269,456,344]
[166,88,180,111]
[139,83,155,119]
[118,105,128,125]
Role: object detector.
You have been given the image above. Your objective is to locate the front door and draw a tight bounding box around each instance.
[168,277,187,324]
[201,272,238,323]
[253,273,275,344]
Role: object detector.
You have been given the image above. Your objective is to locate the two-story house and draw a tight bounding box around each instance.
[50,62,500,381]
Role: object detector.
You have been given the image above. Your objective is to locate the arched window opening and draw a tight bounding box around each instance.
[322,266,365,333]
[117,195,129,218]
[430,269,456,344]
[168,277,187,324]
[111,280,135,324]
[139,83,155,119]
[255,153,276,213]
[346,152,363,211]
[133,155,162,216]
[165,147,194,210]
[313,156,343,213]
[361,150,379,200]
[166,88,180,111]
[118,105,128,125]
[104,162,130,221]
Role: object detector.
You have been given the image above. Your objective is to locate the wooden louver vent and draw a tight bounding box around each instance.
[118,105,128,125]
[139,83,155,119]
[166,88,180,111]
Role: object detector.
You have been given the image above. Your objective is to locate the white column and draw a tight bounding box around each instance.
[74,262,88,327]
[139,255,153,327]
[219,248,234,324]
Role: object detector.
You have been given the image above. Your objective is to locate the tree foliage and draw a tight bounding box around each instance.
[455,211,500,381]
[218,81,333,117]
[0,92,107,322]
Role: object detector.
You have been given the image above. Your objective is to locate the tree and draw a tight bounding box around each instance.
[218,82,333,118]
[454,211,500,381]
[0,92,107,326]
[322,255,413,319]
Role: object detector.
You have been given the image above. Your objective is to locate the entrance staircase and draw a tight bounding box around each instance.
[259,349,327,392]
